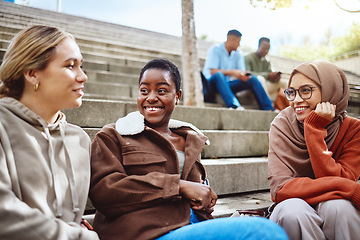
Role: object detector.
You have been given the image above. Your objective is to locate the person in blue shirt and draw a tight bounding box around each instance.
[202,29,274,110]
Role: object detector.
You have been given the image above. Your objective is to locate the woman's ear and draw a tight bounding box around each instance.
[176,90,182,105]
[23,69,38,85]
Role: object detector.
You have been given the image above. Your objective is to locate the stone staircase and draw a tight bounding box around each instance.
[1,1,359,221]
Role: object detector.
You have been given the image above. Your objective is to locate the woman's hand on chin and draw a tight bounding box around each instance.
[315,102,336,120]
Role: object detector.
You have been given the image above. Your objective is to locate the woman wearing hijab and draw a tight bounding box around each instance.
[0,25,99,239]
[268,60,360,240]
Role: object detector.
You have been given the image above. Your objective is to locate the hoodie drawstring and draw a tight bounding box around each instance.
[60,124,80,214]
[42,121,80,218]
[43,125,63,217]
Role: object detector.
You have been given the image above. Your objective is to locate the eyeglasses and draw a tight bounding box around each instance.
[284,85,316,101]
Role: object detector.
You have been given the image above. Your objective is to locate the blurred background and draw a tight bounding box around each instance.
[12,0,360,61]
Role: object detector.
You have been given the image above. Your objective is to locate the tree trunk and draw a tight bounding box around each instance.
[181,0,204,106]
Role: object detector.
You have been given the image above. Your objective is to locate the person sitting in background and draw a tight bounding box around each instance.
[89,58,288,240]
[245,37,289,110]
[202,29,274,111]
[0,25,99,239]
[268,60,360,239]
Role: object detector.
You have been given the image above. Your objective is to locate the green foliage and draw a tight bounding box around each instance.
[250,0,360,12]
[331,22,360,57]
[199,34,208,40]
[278,43,334,61]
[251,0,360,60]
[250,0,292,10]
[278,23,360,61]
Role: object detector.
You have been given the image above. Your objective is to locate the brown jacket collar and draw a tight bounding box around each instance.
[115,111,210,145]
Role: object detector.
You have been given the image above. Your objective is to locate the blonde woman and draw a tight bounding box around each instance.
[0,25,99,239]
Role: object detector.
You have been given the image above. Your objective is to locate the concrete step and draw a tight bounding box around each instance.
[202,131,269,158]
[1,44,164,71]
[83,93,135,102]
[0,26,201,71]
[0,4,213,56]
[81,51,149,68]
[0,31,14,41]
[84,82,137,100]
[202,157,269,195]
[0,2,212,56]
[82,60,141,75]
[63,99,278,131]
[0,39,10,49]
[0,10,175,46]
[85,70,138,84]
[78,43,183,66]
[0,25,177,60]
[213,191,272,218]
[77,38,186,62]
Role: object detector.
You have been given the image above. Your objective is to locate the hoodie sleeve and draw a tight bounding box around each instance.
[0,141,99,240]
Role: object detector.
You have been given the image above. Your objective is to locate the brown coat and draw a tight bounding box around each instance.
[89,111,210,240]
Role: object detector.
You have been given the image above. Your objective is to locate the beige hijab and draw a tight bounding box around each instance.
[268,60,350,198]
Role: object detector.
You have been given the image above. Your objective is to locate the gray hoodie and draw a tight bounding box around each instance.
[0,97,99,240]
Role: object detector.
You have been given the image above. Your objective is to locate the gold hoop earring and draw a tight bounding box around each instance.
[34,83,39,92]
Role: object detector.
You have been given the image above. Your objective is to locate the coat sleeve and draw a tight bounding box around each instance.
[0,132,99,240]
[305,112,360,180]
[276,176,360,209]
[89,128,181,217]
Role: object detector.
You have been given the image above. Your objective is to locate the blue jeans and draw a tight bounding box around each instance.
[157,211,288,240]
[203,72,274,110]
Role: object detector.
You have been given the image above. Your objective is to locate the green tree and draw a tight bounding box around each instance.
[249,0,291,10]
[278,23,360,61]
[278,43,333,61]
[331,22,360,57]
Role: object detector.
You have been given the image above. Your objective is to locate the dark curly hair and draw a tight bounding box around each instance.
[138,58,181,92]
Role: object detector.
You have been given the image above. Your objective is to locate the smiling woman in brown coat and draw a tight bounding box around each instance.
[89,58,288,240]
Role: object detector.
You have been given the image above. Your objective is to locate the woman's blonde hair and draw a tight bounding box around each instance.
[0,25,74,99]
